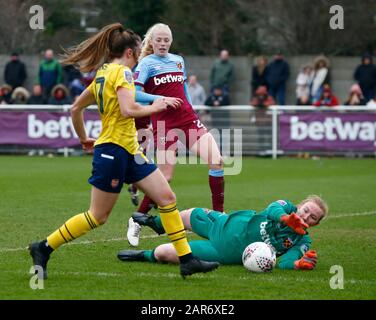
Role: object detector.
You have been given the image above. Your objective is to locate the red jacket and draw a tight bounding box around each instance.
[314,95,339,107]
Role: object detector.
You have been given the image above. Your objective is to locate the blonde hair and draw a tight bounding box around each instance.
[139,23,173,61]
[61,23,141,72]
[299,195,329,221]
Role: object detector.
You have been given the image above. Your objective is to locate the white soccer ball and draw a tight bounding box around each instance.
[242,242,276,273]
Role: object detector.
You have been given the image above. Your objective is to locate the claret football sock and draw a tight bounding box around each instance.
[46,211,99,250]
[158,203,192,259]
[138,195,155,214]
[209,169,225,212]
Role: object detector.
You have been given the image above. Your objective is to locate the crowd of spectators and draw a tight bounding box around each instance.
[1,49,376,110]
[0,49,94,105]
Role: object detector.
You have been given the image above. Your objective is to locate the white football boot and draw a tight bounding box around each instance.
[127,216,141,247]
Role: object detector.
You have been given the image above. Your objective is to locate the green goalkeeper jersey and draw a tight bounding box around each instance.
[211,200,312,269]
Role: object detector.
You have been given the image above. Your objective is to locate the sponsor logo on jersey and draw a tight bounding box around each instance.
[153,74,184,86]
[124,70,133,83]
[283,237,293,249]
[277,200,287,206]
[176,62,182,70]
[260,221,278,254]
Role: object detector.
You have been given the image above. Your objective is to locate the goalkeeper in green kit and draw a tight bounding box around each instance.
[118,195,328,270]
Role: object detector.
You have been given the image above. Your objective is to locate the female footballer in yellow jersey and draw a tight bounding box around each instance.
[28,23,219,279]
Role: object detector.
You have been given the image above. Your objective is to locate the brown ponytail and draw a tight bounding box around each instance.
[61,23,141,72]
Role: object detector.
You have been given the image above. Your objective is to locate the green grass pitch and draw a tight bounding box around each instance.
[0,155,375,299]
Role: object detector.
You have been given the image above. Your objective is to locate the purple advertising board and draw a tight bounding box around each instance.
[279,112,376,152]
[0,111,101,148]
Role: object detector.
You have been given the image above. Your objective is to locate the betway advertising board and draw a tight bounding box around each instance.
[279,113,376,152]
[0,111,101,148]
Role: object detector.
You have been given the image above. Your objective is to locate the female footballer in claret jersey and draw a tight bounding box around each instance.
[28,23,219,279]
[127,23,225,247]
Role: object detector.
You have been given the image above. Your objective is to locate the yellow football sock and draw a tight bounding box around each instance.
[159,203,191,257]
[47,211,99,250]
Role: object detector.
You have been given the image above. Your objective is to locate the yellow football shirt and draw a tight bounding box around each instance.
[87,63,139,154]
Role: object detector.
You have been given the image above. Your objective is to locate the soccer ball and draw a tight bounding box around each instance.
[242,242,276,273]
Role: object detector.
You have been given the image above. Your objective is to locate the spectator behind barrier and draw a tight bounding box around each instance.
[63,64,82,88]
[366,92,376,107]
[297,95,312,106]
[251,56,269,97]
[353,53,376,102]
[48,84,71,105]
[27,85,47,105]
[38,49,63,99]
[311,55,331,103]
[344,84,367,106]
[210,49,234,96]
[0,84,13,104]
[205,86,230,107]
[250,85,275,153]
[69,78,85,102]
[266,51,289,105]
[314,84,339,107]
[4,52,27,90]
[205,86,230,129]
[11,87,30,104]
[250,85,275,109]
[188,75,206,106]
[296,64,314,104]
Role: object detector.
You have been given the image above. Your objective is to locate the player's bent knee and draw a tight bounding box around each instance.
[91,212,109,225]
[159,190,176,206]
[154,244,178,263]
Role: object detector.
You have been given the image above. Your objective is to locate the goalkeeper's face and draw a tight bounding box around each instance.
[297,201,324,227]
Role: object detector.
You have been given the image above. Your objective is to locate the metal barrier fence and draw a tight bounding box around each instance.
[1,105,375,157]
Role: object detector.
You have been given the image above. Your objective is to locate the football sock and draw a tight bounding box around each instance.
[209,169,225,212]
[46,211,99,250]
[158,202,192,261]
[138,195,155,214]
[143,250,157,263]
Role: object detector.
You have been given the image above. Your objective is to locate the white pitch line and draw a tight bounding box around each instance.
[326,211,376,219]
[0,232,190,253]
[3,269,376,285]
[1,211,375,253]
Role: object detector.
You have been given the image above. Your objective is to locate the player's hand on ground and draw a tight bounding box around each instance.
[163,97,183,109]
[294,250,317,270]
[280,213,308,235]
[80,137,96,152]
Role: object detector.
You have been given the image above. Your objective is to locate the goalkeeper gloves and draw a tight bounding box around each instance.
[280,213,309,235]
[294,250,317,270]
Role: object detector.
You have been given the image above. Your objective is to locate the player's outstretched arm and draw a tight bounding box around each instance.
[135,86,183,108]
[70,89,97,151]
[118,87,168,118]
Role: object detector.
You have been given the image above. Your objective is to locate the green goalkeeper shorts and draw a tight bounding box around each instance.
[189,207,240,264]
